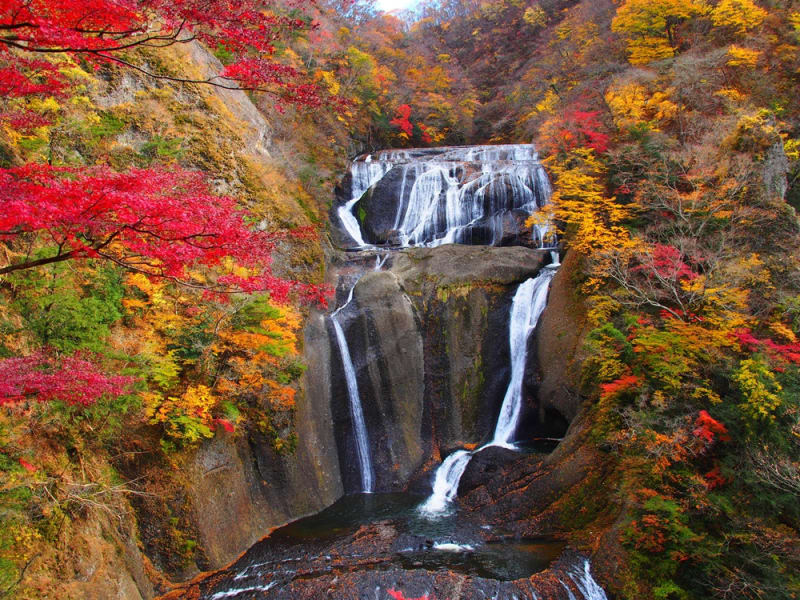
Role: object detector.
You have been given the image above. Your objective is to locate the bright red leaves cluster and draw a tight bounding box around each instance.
[0,0,338,411]
[600,374,642,399]
[389,105,432,144]
[387,590,432,600]
[0,352,134,406]
[0,164,326,303]
[557,110,610,154]
[0,0,331,104]
[693,410,730,444]
[734,328,800,364]
[646,244,698,281]
[390,104,414,136]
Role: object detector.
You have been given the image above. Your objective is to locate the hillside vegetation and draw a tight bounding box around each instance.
[1,0,799,598]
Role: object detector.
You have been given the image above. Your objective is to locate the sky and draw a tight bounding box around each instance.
[374,0,421,14]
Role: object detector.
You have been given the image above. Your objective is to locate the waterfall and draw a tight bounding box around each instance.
[338,158,394,248]
[419,268,555,516]
[330,286,374,493]
[567,559,609,600]
[418,450,472,514]
[491,269,556,448]
[338,144,554,249]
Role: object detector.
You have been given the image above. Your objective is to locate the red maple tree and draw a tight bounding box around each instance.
[0,352,135,407]
[0,0,333,104]
[0,0,334,407]
[0,164,326,303]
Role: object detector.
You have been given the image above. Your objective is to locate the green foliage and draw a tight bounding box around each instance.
[212,44,235,65]
[139,135,184,163]
[582,322,633,389]
[9,261,123,353]
[88,112,127,139]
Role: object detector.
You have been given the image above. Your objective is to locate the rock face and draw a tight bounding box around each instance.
[325,244,549,495]
[535,251,590,422]
[183,312,344,568]
[459,410,604,537]
[164,495,595,600]
[330,269,426,492]
[355,166,416,243]
[393,245,548,453]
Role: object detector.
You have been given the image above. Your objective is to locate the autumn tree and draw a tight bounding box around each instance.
[612,0,709,64]
[0,0,333,408]
[0,0,335,103]
[710,0,767,36]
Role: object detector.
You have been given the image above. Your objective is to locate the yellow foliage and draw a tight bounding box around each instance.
[770,321,797,343]
[626,37,676,65]
[534,89,559,115]
[715,87,747,103]
[711,0,767,35]
[537,148,637,268]
[315,70,341,96]
[726,45,761,67]
[605,81,678,130]
[734,359,783,424]
[211,300,302,405]
[145,385,217,444]
[523,5,548,28]
[26,97,60,113]
[784,138,800,161]
[612,0,710,64]
[791,13,800,40]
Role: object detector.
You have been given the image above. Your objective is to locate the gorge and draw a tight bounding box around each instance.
[3,1,799,598]
[167,145,608,600]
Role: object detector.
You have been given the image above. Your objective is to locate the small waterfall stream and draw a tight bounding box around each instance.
[492,270,557,447]
[330,285,374,494]
[420,267,557,516]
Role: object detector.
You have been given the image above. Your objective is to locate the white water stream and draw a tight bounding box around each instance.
[419,267,556,516]
[330,285,374,494]
[339,144,555,248]
[492,270,556,447]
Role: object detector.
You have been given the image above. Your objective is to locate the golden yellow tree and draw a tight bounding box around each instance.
[612,0,709,64]
[711,0,767,36]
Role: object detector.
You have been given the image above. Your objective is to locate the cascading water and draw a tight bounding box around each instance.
[338,156,394,248]
[330,286,374,493]
[419,450,472,515]
[338,144,555,248]
[567,559,609,600]
[178,143,611,600]
[492,269,557,448]
[419,267,556,516]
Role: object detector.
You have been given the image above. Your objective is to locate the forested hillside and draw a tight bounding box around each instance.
[1,0,798,598]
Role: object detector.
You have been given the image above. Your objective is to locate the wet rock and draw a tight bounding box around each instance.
[460,410,605,539]
[535,251,589,422]
[356,166,417,244]
[164,508,592,600]
[458,445,520,495]
[326,245,549,493]
[329,270,425,493]
[393,246,548,454]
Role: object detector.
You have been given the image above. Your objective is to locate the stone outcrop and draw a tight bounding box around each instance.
[534,251,589,422]
[331,268,426,492]
[325,245,549,494]
[181,313,344,569]
[164,504,595,600]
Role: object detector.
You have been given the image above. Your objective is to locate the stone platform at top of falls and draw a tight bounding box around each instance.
[331,143,553,250]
